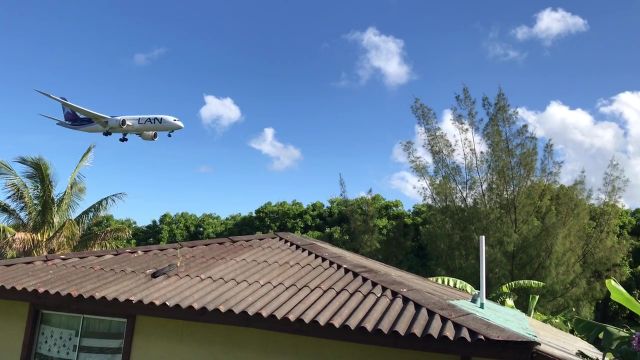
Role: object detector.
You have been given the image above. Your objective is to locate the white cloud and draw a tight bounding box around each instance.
[519,102,623,154]
[332,72,351,87]
[392,125,430,164]
[486,41,526,62]
[196,165,214,173]
[390,171,425,201]
[486,41,527,61]
[346,27,413,88]
[599,91,640,155]
[249,128,302,171]
[133,48,167,65]
[199,94,242,132]
[519,91,640,205]
[485,29,526,62]
[513,8,588,46]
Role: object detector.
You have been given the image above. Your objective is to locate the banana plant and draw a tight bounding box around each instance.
[429,276,545,317]
[607,278,640,317]
[428,276,477,295]
[573,317,634,360]
[571,278,640,359]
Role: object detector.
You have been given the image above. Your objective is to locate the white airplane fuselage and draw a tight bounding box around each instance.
[58,115,183,134]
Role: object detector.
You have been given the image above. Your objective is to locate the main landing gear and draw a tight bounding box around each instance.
[119,134,129,143]
[102,131,113,136]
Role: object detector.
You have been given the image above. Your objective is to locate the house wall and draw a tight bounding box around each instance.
[0,299,472,360]
[0,299,29,359]
[130,316,459,360]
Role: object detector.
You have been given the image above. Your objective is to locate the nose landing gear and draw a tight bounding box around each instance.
[168,130,174,138]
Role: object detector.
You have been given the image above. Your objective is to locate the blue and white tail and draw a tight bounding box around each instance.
[60,97,80,122]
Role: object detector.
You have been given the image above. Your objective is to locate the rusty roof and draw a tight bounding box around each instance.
[0,232,599,359]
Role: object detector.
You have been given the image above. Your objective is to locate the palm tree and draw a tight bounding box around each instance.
[0,145,129,258]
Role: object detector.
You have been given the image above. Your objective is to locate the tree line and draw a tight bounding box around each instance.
[97,188,639,322]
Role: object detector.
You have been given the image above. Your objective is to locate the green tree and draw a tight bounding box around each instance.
[83,215,136,249]
[253,201,316,234]
[0,145,127,257]
[156,212,200,244]
[403,87,629,316]
[196,213,226,239]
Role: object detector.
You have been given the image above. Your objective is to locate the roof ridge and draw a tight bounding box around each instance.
[0,233,278,266]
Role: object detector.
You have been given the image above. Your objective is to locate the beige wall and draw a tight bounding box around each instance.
[0,299,29,359]
[130,316,458,360]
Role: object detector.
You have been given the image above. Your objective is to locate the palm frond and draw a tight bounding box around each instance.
[429,276,477,294]
[46,219,80,254]
[56,145,93,222]
[0,200,26,227]
[0,224,15,240]
[74,193,126,232]
[15,156,56,235]
[0,231,41,258]
[0,160,34,224]
[75,224,132,252]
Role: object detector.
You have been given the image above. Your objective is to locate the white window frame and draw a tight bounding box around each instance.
[32,310,127,360]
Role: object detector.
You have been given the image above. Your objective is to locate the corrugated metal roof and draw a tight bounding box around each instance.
[0,232,601,358]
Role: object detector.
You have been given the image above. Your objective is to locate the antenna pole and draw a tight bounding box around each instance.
[479,235,486,309]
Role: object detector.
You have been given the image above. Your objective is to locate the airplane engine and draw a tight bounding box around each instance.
[119,119,128,128]
[140,131,158,141]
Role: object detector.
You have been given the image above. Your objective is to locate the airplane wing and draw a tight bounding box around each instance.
[35,89,110,128]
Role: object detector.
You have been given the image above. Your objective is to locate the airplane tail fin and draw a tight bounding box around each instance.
[60,97,81,122]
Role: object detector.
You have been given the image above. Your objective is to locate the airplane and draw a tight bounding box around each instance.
[35,90,184,142]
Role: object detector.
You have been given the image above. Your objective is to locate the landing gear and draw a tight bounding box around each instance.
[119,134,129,143]
[168,131,174,138]
[102,131,112,136]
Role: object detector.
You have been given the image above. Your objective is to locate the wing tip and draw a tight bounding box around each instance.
[34,89,52,97]
[39,113,63,122]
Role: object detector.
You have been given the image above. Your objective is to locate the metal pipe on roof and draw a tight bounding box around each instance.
[479,235,486,309]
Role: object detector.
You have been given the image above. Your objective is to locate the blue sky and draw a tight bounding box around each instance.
[1,1,639,224]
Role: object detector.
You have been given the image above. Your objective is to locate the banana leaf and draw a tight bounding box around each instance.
[573,317,630,354]
[493,280,546,295]
[428,276,476,295]
[606,278,640,317]
[527,294,539,317]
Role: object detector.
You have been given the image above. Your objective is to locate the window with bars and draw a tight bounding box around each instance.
[32,311,127,360]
